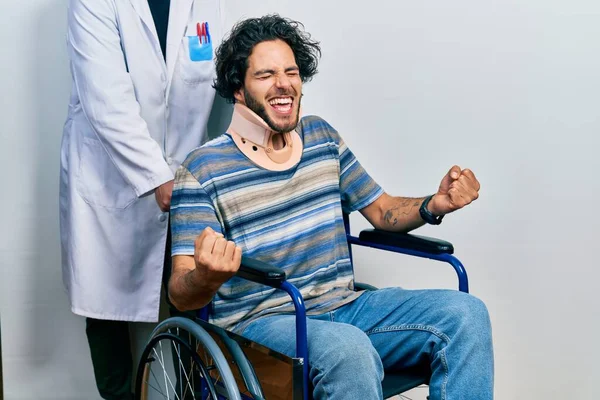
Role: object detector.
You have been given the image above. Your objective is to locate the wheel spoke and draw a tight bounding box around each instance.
[171,331,197,400]
[149,364,166,397]
[136,324,235,400]
[153,346,181,400]
[145,379,168,399]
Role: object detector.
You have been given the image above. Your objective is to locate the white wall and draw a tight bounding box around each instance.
[1,0,599,399]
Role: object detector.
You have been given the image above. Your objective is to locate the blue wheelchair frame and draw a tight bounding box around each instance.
[209,213,470,400]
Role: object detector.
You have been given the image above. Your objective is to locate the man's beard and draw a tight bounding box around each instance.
[243,90,301,133]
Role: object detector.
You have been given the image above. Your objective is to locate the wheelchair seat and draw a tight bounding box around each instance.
[382,369,429,398]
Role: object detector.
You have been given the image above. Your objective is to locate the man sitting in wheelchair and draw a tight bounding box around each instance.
[168,14,493,400]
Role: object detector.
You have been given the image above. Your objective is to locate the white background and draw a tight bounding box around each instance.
[1,0,599,399]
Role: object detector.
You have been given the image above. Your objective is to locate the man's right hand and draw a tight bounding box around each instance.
[194,227,242,290]
[168,227,242,311]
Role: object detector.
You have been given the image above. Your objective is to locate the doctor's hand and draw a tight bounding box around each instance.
[155,180,174,212]
[428,166,480,216]
[194,227,242,291]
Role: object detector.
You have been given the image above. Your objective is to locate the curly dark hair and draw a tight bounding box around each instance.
[213,14,322,103]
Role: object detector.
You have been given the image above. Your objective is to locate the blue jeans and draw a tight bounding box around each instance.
[241,288,493,399]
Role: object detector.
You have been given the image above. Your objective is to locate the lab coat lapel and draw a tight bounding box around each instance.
[129,0,159,39]
[166,0,194,89]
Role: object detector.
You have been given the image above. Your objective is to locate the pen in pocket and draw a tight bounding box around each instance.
[189,21,213,61]
[205,22,211,43]
[196,22,211,44]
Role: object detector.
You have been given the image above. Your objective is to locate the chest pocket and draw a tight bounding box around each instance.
[176,0,221,86]
[176,33,215,85]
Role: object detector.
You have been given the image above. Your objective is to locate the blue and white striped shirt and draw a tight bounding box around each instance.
[170,116,383,332]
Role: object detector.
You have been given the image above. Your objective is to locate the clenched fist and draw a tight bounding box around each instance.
[194,227,242,290]
[428,165,480,216]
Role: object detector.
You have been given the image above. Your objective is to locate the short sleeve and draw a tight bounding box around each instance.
[337,134,384,213]
[170,166,222,256]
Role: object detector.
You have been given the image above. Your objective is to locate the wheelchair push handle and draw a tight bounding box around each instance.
[237,256,287,287]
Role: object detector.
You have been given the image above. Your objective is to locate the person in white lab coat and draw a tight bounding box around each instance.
[59,0,224,398]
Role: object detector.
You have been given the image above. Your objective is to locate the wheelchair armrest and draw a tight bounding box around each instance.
[358,229,454,255]
[237,256,287,288]
[354,282,378,291]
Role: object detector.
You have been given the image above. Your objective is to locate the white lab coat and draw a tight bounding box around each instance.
[60,0,223,322]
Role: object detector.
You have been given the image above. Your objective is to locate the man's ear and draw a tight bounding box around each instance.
[233,88,245,104]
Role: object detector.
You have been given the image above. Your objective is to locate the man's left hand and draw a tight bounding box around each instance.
[428,165,480,216]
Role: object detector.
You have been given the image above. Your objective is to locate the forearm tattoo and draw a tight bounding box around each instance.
[383,197,425,227]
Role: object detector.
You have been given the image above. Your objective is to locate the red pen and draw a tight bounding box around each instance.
[196,22,202,43]
[201,22,207,44]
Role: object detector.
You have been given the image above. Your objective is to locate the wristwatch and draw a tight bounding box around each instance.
[419,195,444,225]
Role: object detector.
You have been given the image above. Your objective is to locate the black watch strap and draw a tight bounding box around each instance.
[419,195,444,225]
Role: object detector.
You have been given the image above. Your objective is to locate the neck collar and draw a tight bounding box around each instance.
[227,104,303,171]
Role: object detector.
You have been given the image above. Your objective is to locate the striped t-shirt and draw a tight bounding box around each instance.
[170,115,383,332]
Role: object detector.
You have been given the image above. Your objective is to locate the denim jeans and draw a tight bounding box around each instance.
[241,287,494,400]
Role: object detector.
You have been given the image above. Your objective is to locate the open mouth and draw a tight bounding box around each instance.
[268,96,294,114]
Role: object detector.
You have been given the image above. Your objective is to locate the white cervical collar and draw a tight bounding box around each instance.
[226,104,303,171]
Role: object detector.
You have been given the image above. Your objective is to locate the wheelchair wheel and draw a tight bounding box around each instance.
[135,316,242,400]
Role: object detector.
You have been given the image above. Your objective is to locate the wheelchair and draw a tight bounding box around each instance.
[135,214,469,400]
